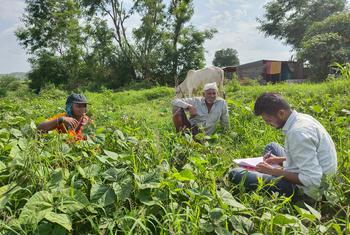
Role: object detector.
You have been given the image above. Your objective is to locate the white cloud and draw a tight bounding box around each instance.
[204,24,293,65]
[192,0,292,66]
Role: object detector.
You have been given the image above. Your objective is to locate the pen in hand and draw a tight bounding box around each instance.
[263,150,272,161]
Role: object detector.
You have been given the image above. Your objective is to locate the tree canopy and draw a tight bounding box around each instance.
[258,0,347,48]
[298,12,350,79]
[16,0,216,90]
[212,48,239,67]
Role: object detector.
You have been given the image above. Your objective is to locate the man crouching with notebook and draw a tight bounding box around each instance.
[228,92,337,201]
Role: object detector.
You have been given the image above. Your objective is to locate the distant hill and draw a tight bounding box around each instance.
[0,72,28,80]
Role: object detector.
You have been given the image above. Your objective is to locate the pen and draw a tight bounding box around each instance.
[263,150,272,160]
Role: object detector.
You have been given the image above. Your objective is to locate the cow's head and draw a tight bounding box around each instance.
[175,86,183,98]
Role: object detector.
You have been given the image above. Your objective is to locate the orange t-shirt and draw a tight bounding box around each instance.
[48,113,91,141]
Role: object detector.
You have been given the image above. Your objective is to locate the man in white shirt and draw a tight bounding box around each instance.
[172,82,229,136]
[229,93,337,200]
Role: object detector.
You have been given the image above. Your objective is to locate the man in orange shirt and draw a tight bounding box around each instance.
[38,94,92,141]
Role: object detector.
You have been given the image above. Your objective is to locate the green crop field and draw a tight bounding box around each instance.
[1,78,350,234]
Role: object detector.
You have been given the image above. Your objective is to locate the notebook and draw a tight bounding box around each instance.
[233,157,280,171]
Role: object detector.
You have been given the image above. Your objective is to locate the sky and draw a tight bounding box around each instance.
[0,0,293,74]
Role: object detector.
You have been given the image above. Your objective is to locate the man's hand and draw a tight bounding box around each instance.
[264,156,286,165]
[257,162,302,185]
[62,117,79,129]
[187,105,198,117]
[256,162,278,176]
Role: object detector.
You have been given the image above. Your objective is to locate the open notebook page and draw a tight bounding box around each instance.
[233,157,280,168]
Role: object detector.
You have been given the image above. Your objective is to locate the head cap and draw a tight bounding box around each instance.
[66,94,88,105]
[204,82,218,91]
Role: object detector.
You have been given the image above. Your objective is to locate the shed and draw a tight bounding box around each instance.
[222,66,237,80]
[224,60,304,82]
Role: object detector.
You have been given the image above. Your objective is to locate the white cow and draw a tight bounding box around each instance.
[176,66,224,98]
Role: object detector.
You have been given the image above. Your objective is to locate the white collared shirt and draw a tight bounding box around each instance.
[282,110,337,198]
[172,97,230,135]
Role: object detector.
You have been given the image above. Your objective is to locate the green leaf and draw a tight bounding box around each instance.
[19,191,53,225]
[332,223,342,234]
[0,161,6,171]
[217,188,246,210]
[84,164,100,178]
[96,155,110,164]
[172,169,195,181]
[341,109,350,115]
[30,121,37,130]
[49,168,68,189]
[36,222,67,235]
[44,212,72,231]
[230,215,254,234]
[112,176,133,201]
[0,184,21,209]
[9,145,22,159]
[10,128,22,138]
[317,225,328,234]
[113,129,125,140]
[294,205,316,221]
[304,203,321,221]
[310,105,323,113]
[9,116,26,125]
[77,165,86,178]
[136,189,159,206]
[90,183,116,207]
[104,150,120,160]
[135,171,161,189]
[261,212,272,221]
[17,138,28,150]
[200,219,214,232]
[209,208,224,220]
[60,143,71,154]
[102,168,128,182]
[0,184,10,208]
[137,189,154,205]
[0,128,10,140]
[189,156,208,172]
[73,190,90,206]
[58,190,89,214]
[273,214,298,225]
[96,127,106,135]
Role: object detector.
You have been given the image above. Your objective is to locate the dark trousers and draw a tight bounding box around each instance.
[229,142,300,199]
[172,107,199,136]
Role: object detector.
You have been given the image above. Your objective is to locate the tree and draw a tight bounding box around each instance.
[176,26,216,80]
[17,0,134,90]
[27,52,69,90]
[80,0,213,85]
[16,0,87,89]
[298,12,350,80]
[133,0,167,80]
[168,0,194,85]
[80,0,139,81]
[257,0,347,48]
[212,48,239,67]
[18,0,216,89]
